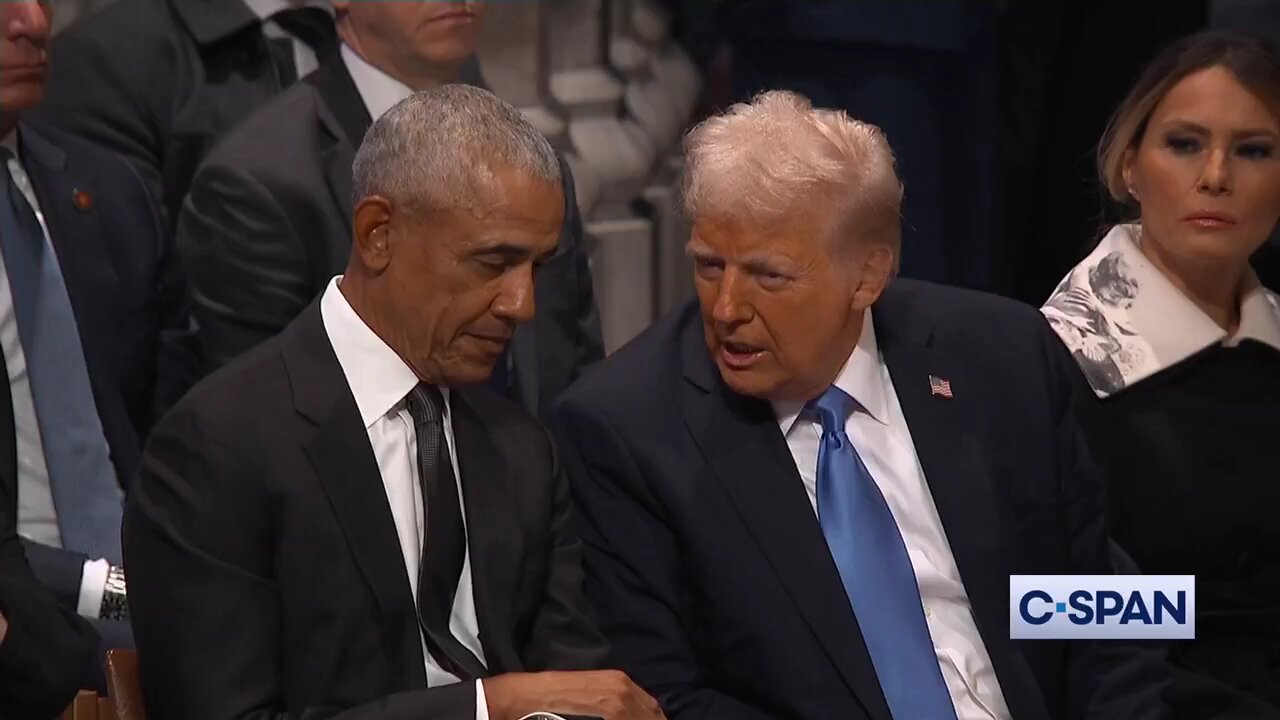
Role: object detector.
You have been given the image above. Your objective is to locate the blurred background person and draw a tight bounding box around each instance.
[1,0,188,691]
[176,0,601,416]
[1043,30,1280,718]
[37,0,336,229]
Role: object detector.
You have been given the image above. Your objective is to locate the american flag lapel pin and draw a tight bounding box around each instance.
[929,375,953,398]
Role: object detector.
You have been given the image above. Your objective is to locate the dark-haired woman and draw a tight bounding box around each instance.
[1043,30,1280,718]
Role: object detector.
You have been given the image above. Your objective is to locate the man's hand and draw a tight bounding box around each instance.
[0,609,7,646]
[483,669,666,720]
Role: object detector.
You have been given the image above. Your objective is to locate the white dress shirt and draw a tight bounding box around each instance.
[772,309,1012,720]
[320,277,491,720]
[0,130,112,619]
[244,0,332,80]
[342,43,416,121]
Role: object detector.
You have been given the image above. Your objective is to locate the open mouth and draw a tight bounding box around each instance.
[719,340,765,369]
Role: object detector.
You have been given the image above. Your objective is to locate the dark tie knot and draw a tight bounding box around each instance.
[406,383,446,427]
[806,386,856,437]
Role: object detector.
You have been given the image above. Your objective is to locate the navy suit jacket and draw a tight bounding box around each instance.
[549,280,1170,720]
[10,122,188,609]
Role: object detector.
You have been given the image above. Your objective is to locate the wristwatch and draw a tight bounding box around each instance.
[517,714,568,720]
[99,564,128,622]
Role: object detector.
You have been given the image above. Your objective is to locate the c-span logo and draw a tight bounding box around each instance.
[1010,575,1195,640]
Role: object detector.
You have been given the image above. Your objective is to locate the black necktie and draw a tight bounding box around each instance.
[405,384,487,680]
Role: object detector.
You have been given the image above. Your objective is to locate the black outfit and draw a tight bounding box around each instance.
[37,0,332,228]
[7,122,186,660]
[124,301,608,719]
[549,281,1171,720]
[1091,341,1280,719]
[176,54,603,416]
[0,348,100,719]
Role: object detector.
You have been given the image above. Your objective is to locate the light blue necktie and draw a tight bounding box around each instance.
[810,386,956,720]
[0,148,122,565]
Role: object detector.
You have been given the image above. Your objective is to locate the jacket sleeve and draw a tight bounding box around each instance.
[0,530,99,719]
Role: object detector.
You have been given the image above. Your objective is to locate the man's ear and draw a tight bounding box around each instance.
[352,196,394,274]
[852,242,893,311]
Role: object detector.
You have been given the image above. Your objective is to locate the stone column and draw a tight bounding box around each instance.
[543,0,658,352]
[476,1,603,219]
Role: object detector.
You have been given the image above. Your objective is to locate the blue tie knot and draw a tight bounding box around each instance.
[807,385,855,437]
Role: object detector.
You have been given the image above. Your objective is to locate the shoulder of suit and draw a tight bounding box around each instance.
[161,335,291,434]
[197,81,328,174]
[555,303,694,416]
[51,0,182,60]
[882,278,1047,333]
[21,123,153,198]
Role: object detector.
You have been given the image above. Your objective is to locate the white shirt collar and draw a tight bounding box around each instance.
[243,0,331,21]
[319,276,425,428]
[341,43,415,122]
[773,309,889,436]
[1042,223,1280,397]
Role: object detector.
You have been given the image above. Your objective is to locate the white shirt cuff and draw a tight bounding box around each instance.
[76,558,110,619]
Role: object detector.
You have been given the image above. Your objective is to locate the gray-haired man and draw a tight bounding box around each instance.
[125,86,663,720]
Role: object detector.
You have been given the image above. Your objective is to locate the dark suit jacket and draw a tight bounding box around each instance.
[13,123,186,616]
[176,54,604,417]
[549,280,1171,720]
[124,300,608,719]
[0,343,100,719]
[38,0,307,228]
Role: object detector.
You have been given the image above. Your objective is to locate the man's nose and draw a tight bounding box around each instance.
[711,268,750,327]
[492,265,537,324]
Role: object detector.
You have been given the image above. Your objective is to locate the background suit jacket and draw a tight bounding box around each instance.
[176,54,604,416]
[13,123,187,621]
[124,301,608,719]
[0,344,100,720]
[549,280,1171,720]
[38,0,308,228]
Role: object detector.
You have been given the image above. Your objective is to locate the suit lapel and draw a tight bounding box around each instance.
[449,389,521,674]
[873,285,1048,720]
[679,325,893,720]
[306,57,372,229]
[282,303,427,690]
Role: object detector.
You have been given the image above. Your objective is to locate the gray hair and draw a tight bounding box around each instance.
[682,90,903,261]
[352,84,561,214]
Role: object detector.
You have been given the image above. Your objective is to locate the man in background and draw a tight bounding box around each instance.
[176,0,601,416]
[38,0,337,228]
[1,0,188,689]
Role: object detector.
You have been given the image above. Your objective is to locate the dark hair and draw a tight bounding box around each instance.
[1098,30,1280,205]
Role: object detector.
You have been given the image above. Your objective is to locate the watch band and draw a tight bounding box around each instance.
[99,564,128,622]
